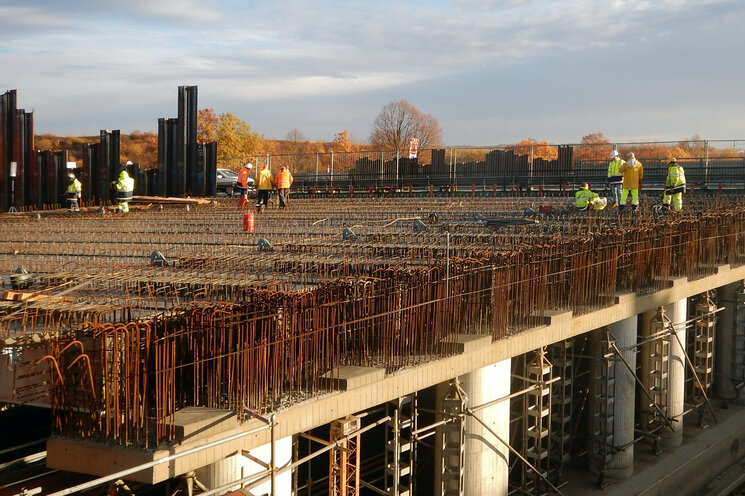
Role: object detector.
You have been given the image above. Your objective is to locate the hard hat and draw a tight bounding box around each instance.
[610,150,619,159]
[125,160,133,166]
[68,172,75,179]
[245,163,253,169]
[668,157,677,164]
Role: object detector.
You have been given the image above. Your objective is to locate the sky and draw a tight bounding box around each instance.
[1,0,744,146]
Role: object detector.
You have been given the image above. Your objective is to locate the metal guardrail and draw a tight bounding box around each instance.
[219,140,745,193]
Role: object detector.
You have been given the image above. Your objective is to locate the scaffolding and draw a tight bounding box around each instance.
[521,349,552,493]
[385,394,418,496]
[330,416,362,496]
[734,285,745,389]
[588,328,615,479]
[440,381,466,496]
[689,293,716,407]
[644,309,671,436]
[548,340,574,481]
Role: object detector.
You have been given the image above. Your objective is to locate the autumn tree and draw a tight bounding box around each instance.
[120,130,158,168]
[197,108,220,142]
[509,138,558,160]
[207,112,263,161]
[369,100,443,155]
[332,130,356,153]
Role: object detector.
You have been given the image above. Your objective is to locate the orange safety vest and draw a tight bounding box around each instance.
[237,167,250,187]
[275,169,293,189]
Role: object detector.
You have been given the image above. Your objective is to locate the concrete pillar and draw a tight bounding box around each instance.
[194,436,293,495]
[716,281,740,400]
[608,316,637,478]
[662,298,687,449]
[435,358,511,496]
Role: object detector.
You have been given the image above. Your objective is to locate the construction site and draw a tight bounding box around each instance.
[3,86,745,496]
[1,192,745,496]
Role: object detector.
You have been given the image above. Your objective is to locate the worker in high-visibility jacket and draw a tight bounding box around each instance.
[607,150,625,207]
[275,166,294,209]
[237,163,253,198]
[619,152,643,211]
[255,163,274,211]
[575,183,607,211]
[66,171,82,211]
[112,163,135,213]
[662,158,686,211]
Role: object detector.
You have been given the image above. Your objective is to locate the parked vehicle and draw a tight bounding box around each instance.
[216,168,254,196]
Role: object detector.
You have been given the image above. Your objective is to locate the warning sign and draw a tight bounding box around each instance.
[409,138,420,159]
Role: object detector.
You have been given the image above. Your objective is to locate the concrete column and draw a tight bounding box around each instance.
[435,358,511,496]
[662,298,687,449]
[194,436,292,495]
[716,281,740,400]
[608,316,637,478]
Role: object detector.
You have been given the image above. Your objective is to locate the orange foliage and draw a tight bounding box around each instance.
[332,130,356,152]
[508,138,558,160]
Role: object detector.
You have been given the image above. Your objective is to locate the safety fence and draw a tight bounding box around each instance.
[221,140,745,194]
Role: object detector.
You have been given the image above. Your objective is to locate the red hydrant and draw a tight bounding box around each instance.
[243,211,255,232]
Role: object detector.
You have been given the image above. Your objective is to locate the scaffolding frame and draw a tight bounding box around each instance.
[330,415,362,496]
[521,349,553,493]
[385,394,418,496]
[588,328,615,475]
[440,380,466,496]
[548,340,574,482]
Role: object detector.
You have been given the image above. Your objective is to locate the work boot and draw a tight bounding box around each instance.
[619,204,625,211]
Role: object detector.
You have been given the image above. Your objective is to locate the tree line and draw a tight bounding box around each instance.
[35,102,740,171]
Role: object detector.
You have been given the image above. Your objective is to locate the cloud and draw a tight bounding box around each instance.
[1,0,743,142]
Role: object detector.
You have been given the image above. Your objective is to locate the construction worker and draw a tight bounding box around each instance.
[575,183,607,211]
[607,150,625,207]
[662,158,686,211]
[275,166,293,209]
[112,162,135,213]
[255,163,274,211]
[237,163,253,199]
[619,152,643,211]
[66,170,82,211]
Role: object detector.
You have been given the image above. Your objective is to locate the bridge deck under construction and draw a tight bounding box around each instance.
[2,195,745,492]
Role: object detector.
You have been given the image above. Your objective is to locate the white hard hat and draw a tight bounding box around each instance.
[610,150,619,159]
[246,163,253,169]
[125,160,133,166]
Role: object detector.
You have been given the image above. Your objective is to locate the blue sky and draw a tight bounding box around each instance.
[1,0,743,145]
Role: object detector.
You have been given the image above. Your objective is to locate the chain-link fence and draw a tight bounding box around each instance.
[218,140,745,194]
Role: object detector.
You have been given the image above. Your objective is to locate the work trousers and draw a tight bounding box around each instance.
[662,192,683,211]
[620,188,639,207]
[278,188,290,208]
[609,183,622,205]
[256,190,270,209]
